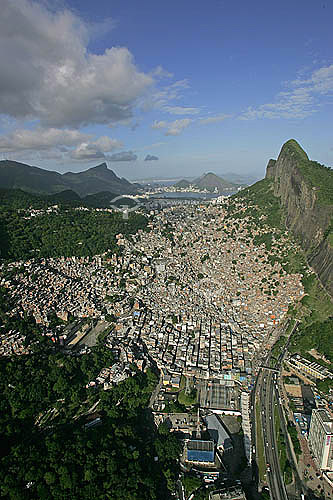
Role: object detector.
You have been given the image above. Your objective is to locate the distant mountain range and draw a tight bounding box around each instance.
[135,172,259,186]
[174,172,238,192]
[0,160,139,197]
[218,171,260,185]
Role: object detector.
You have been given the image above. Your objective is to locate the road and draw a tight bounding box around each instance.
[257,320,307,500]
[149,374,162,408]
[261,370,289,500]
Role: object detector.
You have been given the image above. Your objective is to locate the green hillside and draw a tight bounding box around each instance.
[0,190,148,260]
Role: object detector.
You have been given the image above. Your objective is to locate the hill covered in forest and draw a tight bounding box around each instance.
[0,160,139,197]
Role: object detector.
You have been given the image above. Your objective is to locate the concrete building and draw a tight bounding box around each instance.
[240,392,252,463]
[308,409,333,471]
[288,354,333,381]
[205,413,233,453]
[209,486,246,499]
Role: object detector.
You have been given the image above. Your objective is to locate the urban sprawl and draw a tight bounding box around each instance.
[1,195,333,497]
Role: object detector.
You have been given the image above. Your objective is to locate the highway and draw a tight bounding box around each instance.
[257,320,307,500]
[260,370,289,500]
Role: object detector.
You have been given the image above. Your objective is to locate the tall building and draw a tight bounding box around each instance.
[308,409,333,471]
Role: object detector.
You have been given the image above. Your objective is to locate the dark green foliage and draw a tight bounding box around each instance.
[182,473,201,494]
[253,233,273,251]
[232,178,283,230]
[0,337,179,497]
[0,287,180,499]
[0,194,148,260]
[316,378,333,394]
[0,160,138,197]
[292,318,333,362]
[287,423,301,457]
[280,139,309,163]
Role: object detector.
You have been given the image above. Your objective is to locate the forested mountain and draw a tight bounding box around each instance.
[173,179,191,189]
[0,189,148,260]
[0,160,139,196]
[193,172,237,192]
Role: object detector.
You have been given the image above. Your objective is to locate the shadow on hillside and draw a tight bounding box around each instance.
[0,217,10,259]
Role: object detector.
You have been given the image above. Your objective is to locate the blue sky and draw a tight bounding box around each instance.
[0,0,332,180]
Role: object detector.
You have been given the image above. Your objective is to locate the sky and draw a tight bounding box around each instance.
[0,0,332,181]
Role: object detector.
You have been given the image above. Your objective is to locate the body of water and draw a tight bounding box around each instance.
[149,191,235,199]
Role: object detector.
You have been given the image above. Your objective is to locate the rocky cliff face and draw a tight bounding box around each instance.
[265,140,333,296]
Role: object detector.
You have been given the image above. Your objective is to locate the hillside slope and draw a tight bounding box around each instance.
[0,160,138,196]
[193,172,237,192]
[265,139,333,296]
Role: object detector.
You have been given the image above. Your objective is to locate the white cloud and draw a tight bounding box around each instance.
[0,128,91,152]
[108,151,137,162]
[0,0,153,127]
[151,118,192,136]
[70,137,123,161]
[0,127,123,164]
[199,114,231,125]
[240,64,333,120]
[165,118,192,136]
[291,64,333,94]
[151,65,174,79]
[145,79,191,112]
[92,136,123,152]
[240,88,315,120]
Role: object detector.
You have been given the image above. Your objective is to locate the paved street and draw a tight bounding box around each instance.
[261,371,288,500]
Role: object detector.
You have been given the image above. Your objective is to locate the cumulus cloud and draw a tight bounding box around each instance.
[70,137,123,161]
[151,118,192,136]
[239,64,333,120]
[144,154,159,161]
[0,128,91,152]
[108,151,137,162]
[0,0,153,127]
[199,114,231,124]
[0,126,124,164]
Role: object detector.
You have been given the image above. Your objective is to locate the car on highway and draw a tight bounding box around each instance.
[266,463,271,473]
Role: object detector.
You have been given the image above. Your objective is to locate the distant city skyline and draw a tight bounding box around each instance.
[0,0,332,180]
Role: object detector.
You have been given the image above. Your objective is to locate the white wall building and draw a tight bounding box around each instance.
[308,409,333,471]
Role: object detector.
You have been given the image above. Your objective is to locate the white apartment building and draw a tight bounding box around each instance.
[308,409,333,471]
